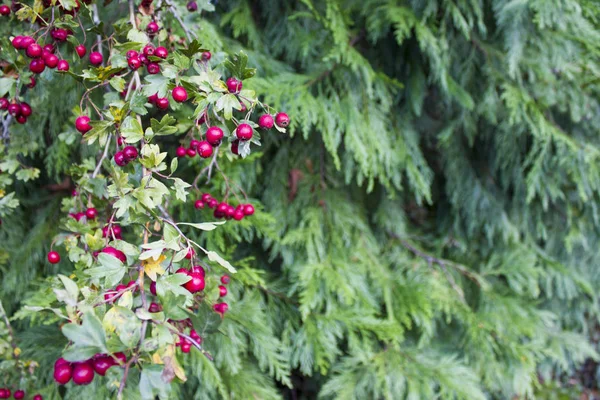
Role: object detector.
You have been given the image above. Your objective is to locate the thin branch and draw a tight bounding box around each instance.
[92,135,112,178]
[163,0,196,41]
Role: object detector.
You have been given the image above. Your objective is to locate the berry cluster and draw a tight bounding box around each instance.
[176,328,201,353]
[0,99,32,124]
[114,145,139,167]
[0,389,42,399]
[125,44,168,75]
[53,353,126,385]
[194,193,255,221]
[103,280,137,303]
[68,207,98,222]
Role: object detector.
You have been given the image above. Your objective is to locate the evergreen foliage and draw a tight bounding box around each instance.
[1,0,600,398]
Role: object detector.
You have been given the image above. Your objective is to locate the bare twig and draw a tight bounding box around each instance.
[92,135,112,178]
[163,0,196,42]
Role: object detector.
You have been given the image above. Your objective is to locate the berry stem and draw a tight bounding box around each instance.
[92,135,113,178]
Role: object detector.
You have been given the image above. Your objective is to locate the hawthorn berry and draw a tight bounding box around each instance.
[185,248,195,259]
[53,362,73,384]
[0,389,9,399]
[101,246,127,263]
[148,93,158,104]
[190,329,201,341]
[221,275,230,284]
[194,200,205,209]
[75,115,91,134]
[47,251,61,264]
[8,103,21,116]
[11,36,23,49]
[226,77,242,93]
[156,97,169,109]
[243,204,255,216]
[0,98,8,110]
[201,51,211,61]
[0,5,10,15]
[33,395,43,400]
[75,44,86,58]
[181,342,192,353]
[89,51,103,66]
[233,209,244,221]
[172,86,188,102]
[43,44,55,53]
[219,285,228,297]
[226,204,236,218]
[93,356,114,376]
[142,44,155,56]
[29,58,45,74]
[126,50,138,59]
[187,1,197,11]
[44,53,59,69]
[123,145,139,160]
[146,21,159,35]
[114,151,127,166]
[186,148,197,157]
[190,139,201,149]
[13,390,24,399]
[85,207,98,219]
[154,46,168,59]
[72,362,94,385]
[184,272,205,293]
[201,193,213,203]
[213,302,229,316]
[57,60,70,71]
[114,352,127,365]
[147,62,161,74]
[191,264,205,276]
[217,202,229,215]
[236,123,253,140]
[176,146,187,158]
[51,28,68,42]
[258,114,274,129]
[26,43,43,58]
[15,115,27,124]
[197,141,213,158]
[128,57,141,70]
[149,302,162,312]
[275,112,290,127]
[20,103,32,117]
[27,76,36,88]
[150,281,157,296]
[206,126,224,146]
[21,36,35,48]
[102,224,122,239]
[231,140,240,155]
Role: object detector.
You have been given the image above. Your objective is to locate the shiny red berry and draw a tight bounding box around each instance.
[48,251,61,264]
[149,281,157,296]
[72,362,94,385]
[92,356,114,376]
[154,46,168,59]
[191,264,205,276]
[258,114,274,129]
[142,44,155,56]
[146,21,159,35]
[85,207,98,219]
[201,51,211,61]
[75,44,86,58]
[231,140,240,155]
[123,145,138,160]
[243,204,255,216]
[226,77,242,93]
[89,51,103,66]
[233,209,244,221]
[57,59,70,71]
[176,146,187,158]
[172,86,188,102]
[186,148,196,157]
[219,285,227,297]
[26,43,43,58]
[54,362,73,384]
[75,116,91,134]
[147,62,160,74]
[44,53,59,68]
[187,1,197,11]
[194,200,204,209]
[33,395,43,400]
[0,5,10,15]
[101,246,127,263]
[275,112,290,127]
[206,126,223,146]
[126,50,138,59]
[183,272,205,293]
[20,103,32,117]
[221,275,230,284]
[114,151,127,166]
[197,141,213,158]
[149,302,161,312]
[213,302,228,316]
[156,97,169,110]
[185,248,195,259]
[29,58,45,74]
[236,123,253,140]
[13,391,24,400]
[128,57,141,70]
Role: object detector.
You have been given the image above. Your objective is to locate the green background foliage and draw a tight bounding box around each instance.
[2,0,600,398]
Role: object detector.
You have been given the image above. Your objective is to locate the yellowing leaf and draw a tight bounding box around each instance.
[143,254,167,281]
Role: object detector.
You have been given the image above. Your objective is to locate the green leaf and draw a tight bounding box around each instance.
[62,313,108,361]
[84,120,114,145]
[172,178,191,202]
[156,274,191,298]
[121,116,144,143]
[160,292,192,321]
[215,93,242,120]
[150,114,178,136]
[0,77,16,97]
[130,90,149,115]
[170,158,178,175]
[180,39,207,58]
[15,168,40,182]
[186,303,222,335]
[127,28,150,45]
[177,221,226,231]
[140,365,171,400]
[143,74,170,98]
[104,306,142,347]
[173,52,191,70]
[109,76,126,92]
[207,250,237,273]
[86,253,127,287]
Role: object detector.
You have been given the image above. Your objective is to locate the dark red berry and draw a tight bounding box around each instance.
[233,209,244,221]
[226,77,242,93]
[44,53,59,69]
[213,302,228,316]
[85,207,98,219]
[181,342,191,353]
[101,246,127,263]
[33,395,43,400]
[183,272,205,293]
[0,98,7,109]
[128,57,141,70]
[27,77,36,88]
[11,36,24,49]
[186,148,196,157]
[126,50,138,59]
[226,205,236,218]
[172,86,188,102]
[197,141,213,158]
[187,1,197,11]
[142,44,155,56]
[20,103,32,117]
[114,352,127,365]
[236,123,253,140]
[43,44,55,53]
[47,251,60,264]
[149,302,161,312]
[176,146,187,157]
[221,275,230,284]
[123,145,138,160]
[148,93,158,104]
[154,46,168,59]
[206,126,223,146]
[89,51,103,66]
[21,36,34,48]
[29,58,45,74]
[231,140,240,155]
[258,114,274,129]
[185,248,195,259]
[146,21,159,35]
[114,151,127,166]
[72,362,94,385]
[243,204,255,216]
[207,198,218,208]
[156,97,169,109]
[57,59,70,71]
[75,115,91,134]
[147,62,161,74]
[51,28,68,42]
[191,264,205,276]
[54,363,73,384]
[201,51,211,61]
[190,329,200,341]
[0,5,10,15]
[219,285,227,297]
[15,115,27,124]
[190,139,201,149]
[275,112,290,127]
[149,281,157,296]
[194,200,204,209]
[201,193,213,203]
[92,356,114,376]
[13,390,24,400]
[26,43,43,58]
[75,44,86,58]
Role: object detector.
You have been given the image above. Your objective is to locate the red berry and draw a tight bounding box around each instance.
[149,281,157,296]
[194,200,204,209]
[11,36,23,49]
[15,115,27,124]
[114,352,127,365]
[85,207,98,219]
[117,136,125,146]
[186,148,196,157]
[101,246,127,263]
[75,115,91,134]
[29,58,45,74]
[172,86,188,102]
[217,202,229,214]
[201,51,211,61]
[213,302,228,316]
[102,224,122,239]
[89,51,103,66]
[190,329,200,341]
[185,248,195,259]
[128,57,141,70]
[206,126,223,146]
[233,209,244,221]
[205,198,217,209]
[184,272,205,293]
[154,46,168,59]
[156,97,169,110]
[126,50,138,59]
[226,205,236,218]
[47,251,61,264]
[148,93,158,104]
[142,44,155,56]
[146,21,159,35]
[123,145,138,160]
[258,114,274,129]
[149,302,161,312]
[127,280,137,291]
[187,1,197,11]
[201,193,213,203]
[219,285,227,297]
[147,62,161,74]
[0,5,10,15]
[51,28,68,42]
[72,362,94,385]
[93,356,114,376]
[197,141,213,158]
[226,77,242,93]
[0,98,7,110]
[275,112,290,127]
[191,264,205,276]
[26,43,43,58]
[54,363,73,384]
[236,123,253,140]
[190,139,201,149]
[33,395,43,400]
[57,59,70,71]
[114,151,127,166]
[20,103,32,117]
[231,140,240,155]
[13,390,24,400]
[44,53,59,69]
[27,77,36,88]
[176,146,187,158]
[181,342,191,353]
[75,44,86,58]
[243,204,255,216]
[221,275,230,284]
[43,44,55,53]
